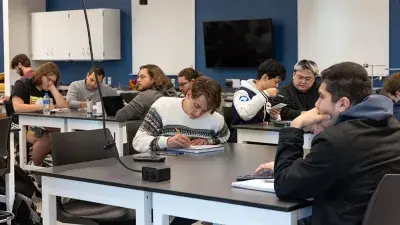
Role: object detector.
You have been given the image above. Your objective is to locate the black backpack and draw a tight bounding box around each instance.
[0,161,42,225]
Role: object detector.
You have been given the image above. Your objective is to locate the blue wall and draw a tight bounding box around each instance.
[195,0,298,86]
[0,1,4,73]
[46,0,132,86]
[390,0,400,70]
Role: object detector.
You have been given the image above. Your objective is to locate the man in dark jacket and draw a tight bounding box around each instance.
[279,60,320,120]
[256,62,400,225]
[381,72,400,121]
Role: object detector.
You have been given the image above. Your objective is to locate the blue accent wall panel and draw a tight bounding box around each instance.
[390,0,400,72]
[0,1,4,73]
[195,0,298,86]
[46,0,132,86]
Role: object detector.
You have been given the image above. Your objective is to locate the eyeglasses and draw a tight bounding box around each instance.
[138,75,150,80]
[296,75,314,83]
[178,81,189,87]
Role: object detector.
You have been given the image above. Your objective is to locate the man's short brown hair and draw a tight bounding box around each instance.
[32,62,61,87]
[10,54,31,69]
[382,72,400,97]
[191,76,221,114]
[88,65,105,78]
[178,67,202,81]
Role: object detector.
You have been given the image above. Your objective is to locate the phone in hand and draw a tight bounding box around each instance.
[270,103,287,110]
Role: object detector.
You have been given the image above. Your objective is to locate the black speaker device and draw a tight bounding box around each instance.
[142,166,171,182]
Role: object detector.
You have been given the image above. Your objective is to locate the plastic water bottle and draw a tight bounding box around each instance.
[43,93,51,115]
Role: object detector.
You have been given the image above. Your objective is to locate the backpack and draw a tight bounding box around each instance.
[0,159,42,225]
[0,188,42,225]
[0,163,41,199]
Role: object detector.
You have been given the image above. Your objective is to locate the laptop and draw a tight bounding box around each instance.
[102,96,125,117]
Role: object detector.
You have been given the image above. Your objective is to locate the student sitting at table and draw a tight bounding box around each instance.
[66,66,118,109]
[133,76,229,225]
[1,54,35,103]
[381,72,400,121]
[177,67,223,114]
[279,59,320,120]
[229,59,286,142]
[11,53,34,79]
[12,62,68,167]
[115,64,177,122]
[133,75,229,151]
[255,62,400,225]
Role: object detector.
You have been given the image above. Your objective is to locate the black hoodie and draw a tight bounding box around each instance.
[279,82,320,120]
[274,95,400,225]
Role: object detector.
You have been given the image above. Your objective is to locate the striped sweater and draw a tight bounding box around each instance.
[132,97,230,152]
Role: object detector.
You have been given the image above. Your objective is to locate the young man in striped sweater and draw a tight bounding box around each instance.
[132,76,230,153]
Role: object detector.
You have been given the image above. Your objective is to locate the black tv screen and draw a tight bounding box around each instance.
[203,18,274,68]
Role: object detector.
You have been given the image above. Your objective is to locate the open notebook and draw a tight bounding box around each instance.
[232,179,275,193]
[167,144,224,154]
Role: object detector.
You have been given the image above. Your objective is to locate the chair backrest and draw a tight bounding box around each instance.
[0,117,12,158]
[125,120,142,155]
[222,106,233,131]
[4,99,18,124]
[0,117,12,175]
[362,174,400,225]
[50,129,118,166]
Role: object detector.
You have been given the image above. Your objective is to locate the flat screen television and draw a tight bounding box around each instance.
[203,18,274,68]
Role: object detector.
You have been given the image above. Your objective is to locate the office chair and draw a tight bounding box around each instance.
[50,129,136,225]
[0,117,16,222]
[362,174,400,225]
[124,120,142,155]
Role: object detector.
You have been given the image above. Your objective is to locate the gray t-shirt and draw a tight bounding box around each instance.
[66,80,118,109]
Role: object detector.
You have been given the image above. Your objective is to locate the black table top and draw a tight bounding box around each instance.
[33,143,311,212]
[232,122,290,131]
[16,110,120,122]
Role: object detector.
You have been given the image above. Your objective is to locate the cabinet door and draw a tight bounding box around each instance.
[69,9,104,60]
[32,11,70,60]
[32,12,51,60]
[48,12,70,60]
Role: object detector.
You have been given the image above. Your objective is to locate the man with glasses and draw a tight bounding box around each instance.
[66,66,118,109]
[115,64,177,122]
[279,60,320,120]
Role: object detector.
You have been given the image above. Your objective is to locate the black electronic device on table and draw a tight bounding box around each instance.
[236,170,274,181]
[133,156,166,162]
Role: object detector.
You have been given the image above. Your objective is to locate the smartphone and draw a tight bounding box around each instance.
[270,103,287,110]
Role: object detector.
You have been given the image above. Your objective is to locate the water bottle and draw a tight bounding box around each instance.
[43,93,51,115]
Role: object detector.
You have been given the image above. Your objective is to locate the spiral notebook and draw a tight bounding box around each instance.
[232,179,275,193]
[167,144,224,154]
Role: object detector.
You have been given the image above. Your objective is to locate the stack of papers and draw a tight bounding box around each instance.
[168,145,224,154]
[232,179,275,193]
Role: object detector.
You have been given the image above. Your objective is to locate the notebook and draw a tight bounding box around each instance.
[168,144,224,154]
[232,179,275,193]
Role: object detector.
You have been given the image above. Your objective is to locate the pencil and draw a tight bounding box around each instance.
[175,128,181,135]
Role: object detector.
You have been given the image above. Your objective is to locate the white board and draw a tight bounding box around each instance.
[132,0,195,75]
[298,0,389,76]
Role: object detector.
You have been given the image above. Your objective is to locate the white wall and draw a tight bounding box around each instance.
[298,0,389,76]
[3,0,46,95]
[132,0,195,75]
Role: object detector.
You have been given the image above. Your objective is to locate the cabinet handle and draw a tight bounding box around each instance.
[87,48,90,56]
[51,48,54,56]
[45,48,49,56]
[82,48,85,56]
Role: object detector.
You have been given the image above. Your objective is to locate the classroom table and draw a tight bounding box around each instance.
[34,143,312,225]
[233,123,314,149]
[16,110,129,170]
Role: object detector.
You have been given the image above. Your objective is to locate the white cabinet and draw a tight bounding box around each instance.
[31,11,70,60]
[31,9,120,61]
